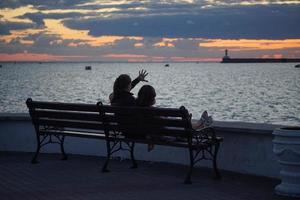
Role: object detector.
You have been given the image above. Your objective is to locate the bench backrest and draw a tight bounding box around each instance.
[26,98,193,140]
[26,98,105,134]
[99,104,193,139]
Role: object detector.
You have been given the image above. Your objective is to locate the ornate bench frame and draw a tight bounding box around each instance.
[26,98,223,184]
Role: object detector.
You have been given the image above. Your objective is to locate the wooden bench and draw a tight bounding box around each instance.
[26,98,223,184]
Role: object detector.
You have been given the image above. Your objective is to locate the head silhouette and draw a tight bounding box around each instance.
[137,85,156,107]
[113,74,131,93]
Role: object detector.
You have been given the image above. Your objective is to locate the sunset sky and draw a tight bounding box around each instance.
[0,0,300,62]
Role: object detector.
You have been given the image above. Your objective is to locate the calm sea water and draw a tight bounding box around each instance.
[0,62,299,125]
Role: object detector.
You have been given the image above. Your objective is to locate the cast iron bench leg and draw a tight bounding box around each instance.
[102,140,111,172]
[184,147,194,184]
[31,132,41,164]
[31,144,41,164]
[130,142,138,169]
[213,142,221,179]
[60,136,68,160]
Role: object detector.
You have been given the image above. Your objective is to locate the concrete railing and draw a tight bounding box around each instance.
[0,113,285,178]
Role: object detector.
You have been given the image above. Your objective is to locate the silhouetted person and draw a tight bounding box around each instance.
[136,85,157,151]
[109,70,148,139]
[136,85,213,144]
[110,70,148,106]
[136,85,156,107]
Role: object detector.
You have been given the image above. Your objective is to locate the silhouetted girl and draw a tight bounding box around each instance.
[136,85,156,107]
[110,70,148,106]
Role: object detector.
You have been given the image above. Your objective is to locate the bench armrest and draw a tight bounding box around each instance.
[191,126,218,144]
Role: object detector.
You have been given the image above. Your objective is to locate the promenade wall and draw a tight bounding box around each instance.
[0,113,284,178]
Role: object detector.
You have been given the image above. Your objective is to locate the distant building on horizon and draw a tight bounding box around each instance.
[221,49,300,63]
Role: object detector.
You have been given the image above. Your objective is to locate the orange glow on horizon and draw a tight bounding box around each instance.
[171,56,220,62]
[102,54,220,62]
[102,54,147,59]
[262,54,283,59]
[151,56,165,62]
[199,39,300,50]
[273,54,283,59]
[0,53,90,61]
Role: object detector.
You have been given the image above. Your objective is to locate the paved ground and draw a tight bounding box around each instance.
[0,152,296,200]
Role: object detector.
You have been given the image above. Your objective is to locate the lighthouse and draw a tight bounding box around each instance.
[223,49,230,59]
[221,49,230,62]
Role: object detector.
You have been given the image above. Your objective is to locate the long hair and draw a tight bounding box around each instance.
[113,74,131,93]
[136,85,156,107]
[110,74,132,103]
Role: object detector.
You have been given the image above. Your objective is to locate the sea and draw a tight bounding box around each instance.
[0,62,299,126]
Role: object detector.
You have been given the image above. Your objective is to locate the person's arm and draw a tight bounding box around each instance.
[130,69,148,90]
[131,78,140,90]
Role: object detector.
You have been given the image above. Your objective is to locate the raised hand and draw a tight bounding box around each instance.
[138,69,148,82]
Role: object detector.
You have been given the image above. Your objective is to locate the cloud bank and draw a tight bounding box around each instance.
[0,0,299,61]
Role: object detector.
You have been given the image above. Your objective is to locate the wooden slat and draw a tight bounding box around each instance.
[34,110,103,121]
[151,127,190,137]
[106,136,190,148]
[105,123,189,137]
[104,114,185,127]
[39,129,106,139]
[101,105,185,117]
[37,119,105,130]
[149,117,186,127]
[28,100,99,112]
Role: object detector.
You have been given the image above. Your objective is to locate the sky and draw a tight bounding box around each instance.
[0,0,300,62]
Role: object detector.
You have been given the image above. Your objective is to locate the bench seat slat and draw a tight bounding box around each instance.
[104,116,186,127]
[105,125,190,137]
[39,129,106,139]
[107,137,190,147]
[104,135,221,148]
[37,119,105,130]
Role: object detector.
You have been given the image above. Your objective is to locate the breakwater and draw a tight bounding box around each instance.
[221,57,300,63]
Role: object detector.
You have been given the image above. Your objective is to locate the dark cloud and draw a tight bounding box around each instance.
[63,5,300,39]
[0,26,10,35]
[19,12,86,27]
[20,13,45,28]
[173,39,200,50]
[0,0,194,10]
[0,0,87,9]
[73,1,145,10]
[0,22,34,35]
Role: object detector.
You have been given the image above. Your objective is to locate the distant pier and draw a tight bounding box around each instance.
[221,49,300,63]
